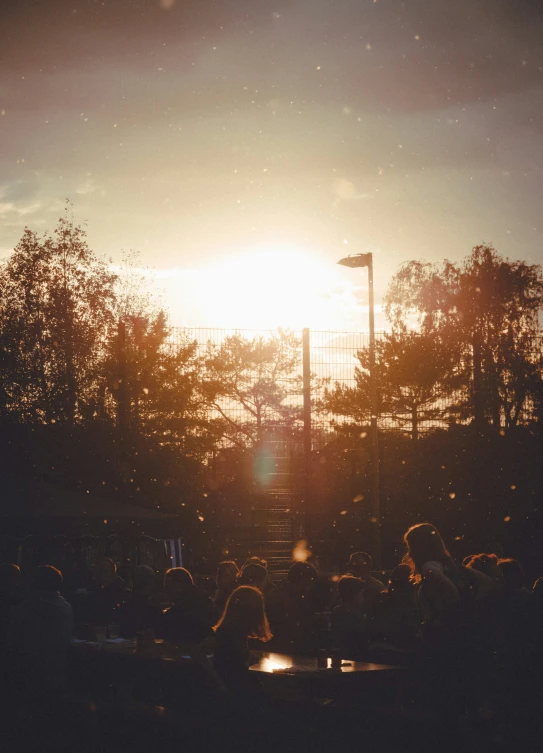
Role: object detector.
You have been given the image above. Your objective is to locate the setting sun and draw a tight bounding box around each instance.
[160,245,366,331]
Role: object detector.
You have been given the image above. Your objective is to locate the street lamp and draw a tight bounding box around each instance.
[337,253,381,569]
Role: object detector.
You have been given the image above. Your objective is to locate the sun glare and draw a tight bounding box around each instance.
[161,245,364,330]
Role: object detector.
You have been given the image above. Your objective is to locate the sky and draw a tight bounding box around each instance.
[1,0,543,330]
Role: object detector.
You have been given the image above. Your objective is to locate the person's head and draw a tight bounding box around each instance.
[96,558,117,585]
[337,575,365,608]
[498,558,525,591]
[347,552,373,580]
[32,565,63,593]
[287,561,318,596]
[0,563,22,592]
[532,577,543,603]
[403,523,450,576]
[465,553,502,582]
[216,561,239,590]
[388,563,412,591]
[214,585,272,641]
[243,556,268,570]
[164,567,194,600]
[132,565,157,598]
[238,563,268,590]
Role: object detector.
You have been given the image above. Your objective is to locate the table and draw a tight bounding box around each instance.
[249,652,404,704]
[250,652,400,676]
[69,638,223,710]
[70,637,195,661]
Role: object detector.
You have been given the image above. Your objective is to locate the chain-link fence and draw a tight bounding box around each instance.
[169,327,543,445]
[169,328,371,453]
[167,326,542,571]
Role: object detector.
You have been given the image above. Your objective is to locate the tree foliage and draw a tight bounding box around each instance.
[0,212,117,424]
[322,328,459,439]
[383,245,543,431]
[202,329,303,449]
[0,211,210,518]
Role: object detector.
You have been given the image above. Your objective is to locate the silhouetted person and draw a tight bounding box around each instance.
[347,552,386,611]
[214,561,239,614]
[238,563,268,591]
[498,558,532,607]
[120,565,162,638]
[241,556,276,596]
[87,558,128,623]
[403,523,494,632]
[266,562,317,653]
[373,564,419,650]
[0,563,24,648]
[242,556,268,569]
[213,585,272,688]
[464,553,503,583]
[403,523,498,731]
[159,567,218,645]
[331,576,368,660]
[496,558,534,673]
[6,566,73,699]
[301,577,334,654]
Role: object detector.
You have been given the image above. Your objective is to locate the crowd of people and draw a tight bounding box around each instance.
[1,522,542,739]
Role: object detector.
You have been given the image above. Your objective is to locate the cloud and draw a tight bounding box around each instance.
[0,180,41,203]
[75,177,97,196]
[332,179,375,203]
[294,0,543,111]
[0,0,296,73]
[3,0,541,115]
[0,201,42,217]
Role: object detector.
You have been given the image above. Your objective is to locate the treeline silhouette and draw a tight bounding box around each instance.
[317,245,543,572]
[1,208,542,571]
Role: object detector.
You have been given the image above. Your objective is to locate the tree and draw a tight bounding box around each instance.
[322,328,458,440]
[201,329,303,450]
[106,312,211,457]
[0,208,118,424]
[384,246,543,431]
[96,250,214,510]
[0,216,211,518]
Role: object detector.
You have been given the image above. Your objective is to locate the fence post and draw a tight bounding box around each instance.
[302,328,312,544]
[367,261,382,571]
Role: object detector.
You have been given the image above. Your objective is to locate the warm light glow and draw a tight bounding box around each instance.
[157,245,372,330]
[292,539,311,562]
[259,655,293,672]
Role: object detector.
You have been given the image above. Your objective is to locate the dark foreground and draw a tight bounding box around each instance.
[2,643,542,753]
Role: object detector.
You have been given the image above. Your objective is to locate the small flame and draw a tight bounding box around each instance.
[260,655,293,672]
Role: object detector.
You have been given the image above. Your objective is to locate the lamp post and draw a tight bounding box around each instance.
[337,252,381,568]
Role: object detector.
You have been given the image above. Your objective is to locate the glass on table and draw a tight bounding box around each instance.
[331,649,342,669]
[317,649,328,669]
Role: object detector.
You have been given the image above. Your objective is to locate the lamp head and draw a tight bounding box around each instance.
[337,253,372,268]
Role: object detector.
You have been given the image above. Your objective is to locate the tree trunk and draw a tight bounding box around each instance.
[472,336,484,431]
[411,405,419,441]
[256,406,262,444]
